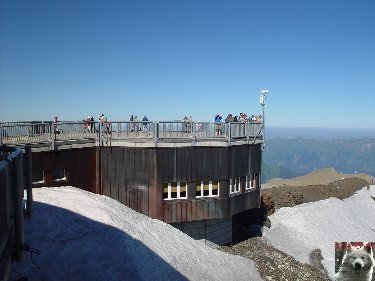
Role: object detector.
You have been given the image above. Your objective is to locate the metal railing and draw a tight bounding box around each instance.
[0,121,263,148]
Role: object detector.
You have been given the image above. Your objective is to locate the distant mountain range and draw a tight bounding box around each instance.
[262,137,375,183]
[267,126,375,139]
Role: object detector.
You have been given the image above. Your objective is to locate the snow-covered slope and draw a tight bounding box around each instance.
[264,185,375,279]
[11,187,262,281]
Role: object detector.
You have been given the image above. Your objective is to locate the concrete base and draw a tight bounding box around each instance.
[172,217,232,247]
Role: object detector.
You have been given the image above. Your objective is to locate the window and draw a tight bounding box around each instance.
[163,182,188,200]
[53,169,67,182]
[211,180,219,196]
[32,171,44,184]
[230,178,241,194]
[246,174,255,190]
[196,180,220,197]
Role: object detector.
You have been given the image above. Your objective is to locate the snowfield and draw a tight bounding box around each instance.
[11,186,262,281]
[264,185,375,279]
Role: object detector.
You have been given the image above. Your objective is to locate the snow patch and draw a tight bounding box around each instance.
[264,185,375,279]
[11,186,262,281]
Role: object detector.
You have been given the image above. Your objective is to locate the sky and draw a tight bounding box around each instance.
[1,0,374,128]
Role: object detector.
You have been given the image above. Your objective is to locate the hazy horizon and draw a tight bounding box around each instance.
[267,126,375,139]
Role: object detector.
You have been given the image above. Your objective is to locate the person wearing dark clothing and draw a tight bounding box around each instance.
[214,114,222,136]
[142,116,149,131]
[90,116,94,132]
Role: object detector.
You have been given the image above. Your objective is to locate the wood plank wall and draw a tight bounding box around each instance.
[101,144,262,223]
[32,148,97,193]
[31,143,262,224]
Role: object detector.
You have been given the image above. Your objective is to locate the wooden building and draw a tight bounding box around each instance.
[31,143,262,245]
[2,120,264,245]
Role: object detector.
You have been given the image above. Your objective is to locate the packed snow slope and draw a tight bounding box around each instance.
[263,185,375,279]
[11,187,262,281]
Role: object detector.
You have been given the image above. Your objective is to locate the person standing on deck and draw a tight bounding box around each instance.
[215,114,222,136]
[142,116,149,131]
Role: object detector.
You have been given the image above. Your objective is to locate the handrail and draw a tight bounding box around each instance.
[0,120,263,148]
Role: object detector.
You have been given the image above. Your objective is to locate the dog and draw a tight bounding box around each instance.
[335,242,375,281]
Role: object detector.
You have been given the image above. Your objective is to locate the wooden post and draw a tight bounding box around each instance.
[12,153,24,262]
[25,145,33,219]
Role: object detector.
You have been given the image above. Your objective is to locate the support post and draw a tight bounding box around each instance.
[12,153,24,262]
[51,123,55,150]
[25,146,33,219]
[0,123,3,146]
[228,123,231,146]
[246,123,250,144]
[154,122,159,147]
[192,121,196,147]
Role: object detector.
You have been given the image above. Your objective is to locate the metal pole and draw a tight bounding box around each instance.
[51,123,55,150]
[262,103,265,150]
[228,123,231,146]
[260,89,268,150]
[0,123,3,146]
[192,121,196,146]
[154,122,159,147]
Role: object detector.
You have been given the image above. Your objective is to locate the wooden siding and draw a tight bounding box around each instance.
[32,148,97,193]
[31,143,262,224]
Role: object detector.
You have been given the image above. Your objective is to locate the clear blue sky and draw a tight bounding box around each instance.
[1,0,374,128]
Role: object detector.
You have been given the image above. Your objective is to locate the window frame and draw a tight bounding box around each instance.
[196,180,220,198]
[245,174,255,190]
[163,181,188,200]
[229,177,241,194]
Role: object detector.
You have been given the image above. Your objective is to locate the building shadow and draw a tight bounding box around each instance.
[11,201,188,281]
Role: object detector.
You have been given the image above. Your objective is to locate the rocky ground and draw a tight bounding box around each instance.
[221,238,330,281]
[220,175,373,281]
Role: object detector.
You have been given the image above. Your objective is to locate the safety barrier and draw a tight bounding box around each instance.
[0,121,263,148]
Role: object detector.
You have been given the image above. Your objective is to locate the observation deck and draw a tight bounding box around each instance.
[0,120,263,151]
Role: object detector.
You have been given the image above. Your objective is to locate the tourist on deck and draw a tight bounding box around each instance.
[225,114,234,123]
[183,116,188,133]
[239,113,248,123]
[142,116,149,131]
[83,119,87,132]
[53,115,60,135]
[214,114,222,136]
[133,116,139,132]
[187,116,192,133]
[105,121,112,136]
[90,116,95,132]
[238,113,244,123]
[130,115,134,132]
[242,113,248,123]
[99,114,106,133]
[86,116,91,132]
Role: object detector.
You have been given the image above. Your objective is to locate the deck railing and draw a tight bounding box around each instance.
[0,121,263,148]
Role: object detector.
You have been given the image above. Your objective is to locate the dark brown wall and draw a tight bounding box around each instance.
[100,147,157,217]
[162,189,260,224]
[32,143,262,224]
[101,144,262,222]
[32,148,98,193]
[156,145,261,183]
